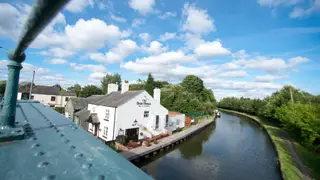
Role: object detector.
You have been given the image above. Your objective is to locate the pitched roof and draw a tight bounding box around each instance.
[19,85,76,96]
[0,101,151,180]
[92,91,144,107]
[70,95,106,110]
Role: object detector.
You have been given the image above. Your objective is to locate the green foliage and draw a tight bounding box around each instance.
[144,73,155,96]
[53,84,62,91]
[67,84,81,97]
[218,86,320,151]
[129,83,145,91]
[0,80,6,96]
[181,75,204,95]
[101,73,121,94]
[79,85,103,97]
[54,107,65,114]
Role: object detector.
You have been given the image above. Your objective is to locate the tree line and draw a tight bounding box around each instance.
[217,86,320,153]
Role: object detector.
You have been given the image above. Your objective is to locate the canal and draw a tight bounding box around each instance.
[139,111,282,180]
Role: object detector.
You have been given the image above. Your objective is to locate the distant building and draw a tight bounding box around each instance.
[17,85,76,107]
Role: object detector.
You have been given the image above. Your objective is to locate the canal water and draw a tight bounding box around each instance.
[139,111,282,180]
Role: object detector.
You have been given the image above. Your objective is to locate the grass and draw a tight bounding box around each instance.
[219,109,308,180]
[295,142,320,180]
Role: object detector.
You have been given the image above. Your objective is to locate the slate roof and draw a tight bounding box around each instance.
[19,85,76,96]
[70,95,106,111]
[92,91,144,107]
[0,101,151,180]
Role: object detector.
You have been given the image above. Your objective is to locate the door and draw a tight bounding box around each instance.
[126,128,139,141]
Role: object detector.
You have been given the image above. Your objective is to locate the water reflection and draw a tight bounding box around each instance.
[179,122,216,159]
[141,112,282,180]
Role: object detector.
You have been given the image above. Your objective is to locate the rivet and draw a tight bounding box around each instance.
[37,161,49,168]
[56,129,59,133]
[94,175,105,180]
[34,151,45,156]
[64,139,70,143]
[60,134,64,137]
[74,153,83,158]
[41,175,56,180]
[72,126,77,130]
[70,145,76,149]
[28,137,37,141]
[81,163,92,169]
[16,129,22,133]
[15,122,19,124]
[31,143,40,148]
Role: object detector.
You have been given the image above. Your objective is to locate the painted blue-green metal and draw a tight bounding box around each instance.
[0,101,153,179]
[0,0,70,141]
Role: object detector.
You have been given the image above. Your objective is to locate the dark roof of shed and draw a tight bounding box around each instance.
[60,92,76,96]
[0,101,151,180]
[19,86,76,96]
[74,107,90,120]
[92,91,144,107]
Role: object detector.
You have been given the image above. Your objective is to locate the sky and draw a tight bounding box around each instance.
[0,0,319,100]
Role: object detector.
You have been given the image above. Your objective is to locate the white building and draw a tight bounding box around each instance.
[86,82,170,142]
[17,85,76,107]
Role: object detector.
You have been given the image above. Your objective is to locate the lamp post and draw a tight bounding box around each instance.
[0,0,70,142]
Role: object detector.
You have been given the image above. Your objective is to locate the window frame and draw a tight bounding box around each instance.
[144,111,149,118]
[103,126,108,138]
[51,96,56,101]
[104,109,109,121]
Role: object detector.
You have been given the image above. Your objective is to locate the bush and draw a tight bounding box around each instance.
[54,107,65,114]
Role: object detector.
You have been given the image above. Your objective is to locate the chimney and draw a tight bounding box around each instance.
[107,83,118,94]
[121,80,129,94]
[153,88,161,103]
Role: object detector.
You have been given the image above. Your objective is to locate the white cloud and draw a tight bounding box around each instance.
[89,72,106,79]
[218,71,248,78]
[289,1,320,18]
[257,0,302,7]
[182,3,215,35]
[288,56,309,66]
[232,49,249,59]
[194,40,231,57]
[66,0,94,13]
[65,18,127,50]
[159,12,177,19]
[70,63,106,72]
[139,33,151,42]
[89,39,138,64]
[181,33,205,50]
[222,62,240,70]
[47,58,68,65]
[129,0,155,14]
[40,47,75,58]
[255,75,286,82]
[111,14,127,22]
[132,19,146,27]
[0,3,20,38]
[143,41,168,55]
[159,32,177,41]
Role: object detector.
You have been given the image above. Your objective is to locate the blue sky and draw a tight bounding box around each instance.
[0,0,319,99]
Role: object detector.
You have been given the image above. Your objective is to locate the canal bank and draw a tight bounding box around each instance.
[219,108,311,180]
[121,118,216,162]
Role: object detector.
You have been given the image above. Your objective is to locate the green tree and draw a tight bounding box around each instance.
[67,84,82,97]
[154,81,169,88]
[101,73,121,94]
[53,84,62,91]
[129,84,145,91]
[181,75,204,94]
[79,85,103,97]
[144,73,155,96]
[0,81,6,96]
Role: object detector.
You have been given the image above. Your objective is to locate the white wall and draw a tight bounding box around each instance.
[87,104,116,142]
[17,93,75,107]
[169,114,185,129]
[116,91,168,140]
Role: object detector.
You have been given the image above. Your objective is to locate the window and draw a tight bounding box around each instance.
[104,109,109,121]
[155,115,159,129]
[65,97,69,101]
[31,95,34,100]
[103,126,108,138]
[144,111,149,118]
[165,115,169,127]
[51,96,56,101]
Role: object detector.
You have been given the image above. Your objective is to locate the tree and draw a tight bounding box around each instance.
[19,82,35,92]
[79,85,103,97]
[181,75,204,94]
[154,81,169,88]
[144,73,155,96]
[67,84,82,97]
[101,73,121,94]
[129,84,145,91]
[0,81,6,96]
[53,84,62,91]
